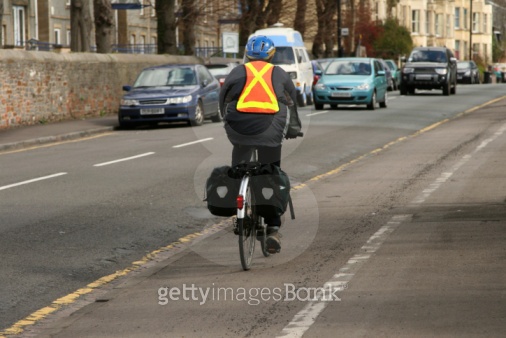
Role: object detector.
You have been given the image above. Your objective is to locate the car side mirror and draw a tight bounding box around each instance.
[450,57,457,64]
[202,79,209,87]
[298,55,303,63]
[400,56,406,63]
[315,69,322,76]
[122,85,131,92]
[377,70,385,77]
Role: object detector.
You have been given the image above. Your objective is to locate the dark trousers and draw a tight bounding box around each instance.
[232,145,282,228]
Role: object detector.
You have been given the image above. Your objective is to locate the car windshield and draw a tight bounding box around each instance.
[386,61,397,70]
[457,62,472,69]
[409,50,447,63]
[271,47,295,65]
[325,60,371,76]
[133,67,197,87]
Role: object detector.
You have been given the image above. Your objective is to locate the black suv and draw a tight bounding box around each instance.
[400,47,457,96]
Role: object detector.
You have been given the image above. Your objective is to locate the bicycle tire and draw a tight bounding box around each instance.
[238,184,256,270]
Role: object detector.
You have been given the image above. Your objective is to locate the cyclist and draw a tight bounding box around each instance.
[219,35,300,254]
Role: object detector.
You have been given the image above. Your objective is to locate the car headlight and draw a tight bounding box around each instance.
[121,99,139,106]
[168,95,193,104]
[356,83,370,90]
[287,72,297,80]
[435,68,448,75]
[314,83,327,90]
[403,67,414,74]
[464,70,471,76]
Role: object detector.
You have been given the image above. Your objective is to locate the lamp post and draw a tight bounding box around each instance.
[469,0,473,60]
[337,0,343,57]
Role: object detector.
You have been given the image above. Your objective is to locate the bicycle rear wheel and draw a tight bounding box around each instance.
[238,185,256,270]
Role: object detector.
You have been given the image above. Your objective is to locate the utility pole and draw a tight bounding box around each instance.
[337,0,343,57]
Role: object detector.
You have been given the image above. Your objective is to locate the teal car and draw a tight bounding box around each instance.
[313,57,388,110]
[385,59,401,90]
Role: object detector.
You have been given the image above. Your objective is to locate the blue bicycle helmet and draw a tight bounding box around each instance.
[245,36,276,61]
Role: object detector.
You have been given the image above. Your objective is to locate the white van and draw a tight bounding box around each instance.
[249,24,314,107]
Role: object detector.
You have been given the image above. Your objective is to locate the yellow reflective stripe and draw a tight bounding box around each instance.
[237,63,278,111]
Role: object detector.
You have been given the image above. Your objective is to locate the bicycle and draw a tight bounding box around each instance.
[234,149,270,271]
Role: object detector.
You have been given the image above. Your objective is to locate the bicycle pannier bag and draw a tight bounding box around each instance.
[205,166,241,217]
[251,164,291,218]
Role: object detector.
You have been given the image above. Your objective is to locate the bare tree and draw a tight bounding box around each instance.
[237,0,283,47]
[293,0,307,37]
[181,0,198,55]
[70,0,92,52]
[312,0,336,58]
[156,0,178,54]
[93,0,114,53]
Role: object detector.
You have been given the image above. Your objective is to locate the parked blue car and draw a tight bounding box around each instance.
[118,64,221,128]
[313,57,388,110]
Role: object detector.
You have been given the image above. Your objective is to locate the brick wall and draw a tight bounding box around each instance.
[0,50,202,129]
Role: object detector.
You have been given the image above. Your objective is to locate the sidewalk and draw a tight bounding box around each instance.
[0,115,118,152]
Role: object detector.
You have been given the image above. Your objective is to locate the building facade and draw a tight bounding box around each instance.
[0,0,497,62]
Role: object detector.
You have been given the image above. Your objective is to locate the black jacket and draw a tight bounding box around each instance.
[219,61,298,147]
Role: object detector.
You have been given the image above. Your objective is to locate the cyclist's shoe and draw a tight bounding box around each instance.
[266,229,282,254]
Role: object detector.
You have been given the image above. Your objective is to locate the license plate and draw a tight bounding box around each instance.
[457,76,463,80]
[416,74,432,80]
[140,108,164,115]
[331,92,352,98]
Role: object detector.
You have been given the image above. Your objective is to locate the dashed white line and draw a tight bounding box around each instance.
[0,172,68,191]
[93,152,155,167]
[306,111,329,117]
[173,138,213,148]
[278,215,412,337]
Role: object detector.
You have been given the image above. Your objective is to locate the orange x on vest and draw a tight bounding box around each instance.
[236,61,279,113]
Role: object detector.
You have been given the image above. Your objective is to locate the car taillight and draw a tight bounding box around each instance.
[219,78,225,86]
[237,195,244,210]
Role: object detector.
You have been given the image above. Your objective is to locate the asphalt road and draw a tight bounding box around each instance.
[1,84,506,336]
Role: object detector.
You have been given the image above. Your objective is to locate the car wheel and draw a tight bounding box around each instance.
[443,81,450,96]
[297,90,307,107]
[211,108,223,123]
[379,92,387,108]
[451,80,456,94]
[190,101,204,126]
[314,102,324,110]
[307,90,314,105]
[367,91,376,110]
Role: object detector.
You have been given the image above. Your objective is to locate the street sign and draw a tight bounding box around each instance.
[222,32,239,54]
[341,28,349,36]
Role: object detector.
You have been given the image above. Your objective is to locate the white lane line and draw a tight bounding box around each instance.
[306,111,329,116]
[411,121,506,204]
[0,172,68,191]
[278,214,412,338]
[93,152,155,167]
[173,138,213,148]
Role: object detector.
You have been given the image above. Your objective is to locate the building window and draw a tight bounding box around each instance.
[446,14,451,38]
[425,10,430,35]
[472,12,479,33]
[455,40,460,59]
[13,6,26,46]
[463,9,468,29]
[54,28,61,45]
[435,14,442,37]
[483,14,487,33]
[67,30,71,46]
[140,0,144,16]
[412,10,420,33]
[455,7,460,29]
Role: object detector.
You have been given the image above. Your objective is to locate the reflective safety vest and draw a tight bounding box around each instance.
[236,61,279,114]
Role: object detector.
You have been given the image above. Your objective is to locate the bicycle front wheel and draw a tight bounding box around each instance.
[238,186,256,270]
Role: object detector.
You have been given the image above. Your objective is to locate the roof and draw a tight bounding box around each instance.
[250,27,305,47]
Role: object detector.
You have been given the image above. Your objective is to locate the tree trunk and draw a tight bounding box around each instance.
[293,0,307,37]
[313,0,336,58]
[265,0,282,27]
[239,0,261,47]
[93,0,114,53]
[156,0,178,54]
[181,0,197,55]
[70,0,92,52]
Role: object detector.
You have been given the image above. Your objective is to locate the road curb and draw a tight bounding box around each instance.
[0,126,116,152]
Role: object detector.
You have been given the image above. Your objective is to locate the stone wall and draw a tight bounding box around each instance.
[0,50,202,129]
